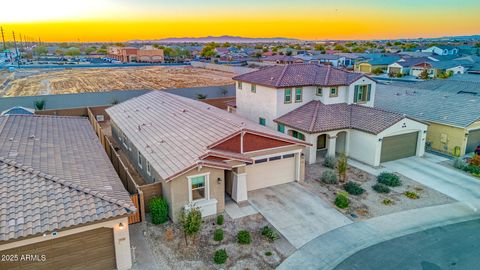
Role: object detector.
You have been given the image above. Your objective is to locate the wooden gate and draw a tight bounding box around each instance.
[128,194,142,224]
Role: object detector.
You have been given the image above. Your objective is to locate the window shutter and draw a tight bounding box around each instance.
[367,84,372,101]
[354,85,359,102]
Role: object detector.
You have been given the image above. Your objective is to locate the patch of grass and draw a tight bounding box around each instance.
[372,183,391,193]
[404,191,419,199]
[216,214,224,225]
[261,226,279,242]
[382,198,394,205]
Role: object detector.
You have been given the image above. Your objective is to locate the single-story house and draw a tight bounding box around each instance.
[387,58,430,76]
[410,61,466,78]
[375,84,480,156]
[106,92,308,222]
[0,115,135,270]
[259,55,303,65]
[355,56,401,73]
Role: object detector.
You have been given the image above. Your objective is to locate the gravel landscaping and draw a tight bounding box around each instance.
[302,158,455,221]
[140,213,295,270]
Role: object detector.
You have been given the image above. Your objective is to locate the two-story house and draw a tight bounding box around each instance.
[231,63,428,166]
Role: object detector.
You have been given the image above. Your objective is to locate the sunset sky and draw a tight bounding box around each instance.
[1,0,479,42]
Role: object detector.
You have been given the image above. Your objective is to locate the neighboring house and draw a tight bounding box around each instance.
[387,58,430,76]
[106,92,307,221]
[355,56,400,73]
[298,54,347,67]
[410,61,465,78]
[259,55,302,65]
[422,45,459,56]
[232,64,427,166]
[0,115,134,270]
[375,84,480,156]
[0,106,34,116]
[107,46,164,63]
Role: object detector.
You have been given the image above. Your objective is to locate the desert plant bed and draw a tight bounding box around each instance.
[302,157,455,221]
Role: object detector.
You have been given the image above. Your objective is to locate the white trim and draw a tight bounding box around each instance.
[187,172,210,203]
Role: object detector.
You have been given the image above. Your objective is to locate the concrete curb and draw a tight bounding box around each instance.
[277,200,480,270]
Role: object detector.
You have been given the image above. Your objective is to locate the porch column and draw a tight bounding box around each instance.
[306,134,317,165]
[113,217,132,270]
[344,132,351,156]
[232,166,248,203]
[327,135,337,157]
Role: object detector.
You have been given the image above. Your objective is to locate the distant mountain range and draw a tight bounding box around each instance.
[130,35,299,43]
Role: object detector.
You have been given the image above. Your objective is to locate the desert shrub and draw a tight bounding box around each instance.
[337,153,348,182]
[469,154,480,166]
[213,228,224,242]
[265,251,273,256]
[149,197,169,224]
[216,214,224,225]
[372,67,384,75]
[343,181,365,195]
[464,164,480,175]
[453,158,466,170]
[377,172,401,187]
[382,198,393,205]
[261,226,279,242]
[372,183,391,193]
[404,191,419,199]
[237,230,251,244]
[323,155,337,169]
[335,192,349,209]
[321,170,338,184]
[179,204,202,246]
[213,249,228,264]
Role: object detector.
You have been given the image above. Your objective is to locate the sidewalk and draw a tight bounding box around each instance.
[277,199,480,270]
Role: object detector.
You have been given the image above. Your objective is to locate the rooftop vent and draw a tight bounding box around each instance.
[182,109,187,113]
[29,134,35,139]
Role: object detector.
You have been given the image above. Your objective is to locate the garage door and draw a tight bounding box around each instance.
[246,154,296,191]
[466,129,480,153]
[381,132,418,162]
[0,228,116,270]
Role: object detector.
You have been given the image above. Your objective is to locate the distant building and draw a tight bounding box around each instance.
[107,46,164,63]
[422,45,459,56]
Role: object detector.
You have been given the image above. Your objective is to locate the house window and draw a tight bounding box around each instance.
[316,87,323,96]
[291,130,305,141]
[269,156,282,161]
[122,132,128,148]
[284,88,292,103]
[138,151,144,168]
[259,117,266,126]
[277,123,285,133]
[238,81,242,90]
[189,174,208,201]
[255,158,268,164]
[283,153,295,159]
[329,87,338,97]
[251,84,256,93]
[354,84,371,103]
[146,161,151,175]
[295,88,302,102]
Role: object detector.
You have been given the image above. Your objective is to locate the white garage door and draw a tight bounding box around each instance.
[246,154,296,191]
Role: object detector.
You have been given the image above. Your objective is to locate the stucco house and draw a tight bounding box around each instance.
[0,115,134,270]
[106,92,307,221]
[410,61,466,78]
[387,58,430,76]
[354,56,401,73]
[421,45,459,56]
[231,64,428,166]
[375,82,480,157]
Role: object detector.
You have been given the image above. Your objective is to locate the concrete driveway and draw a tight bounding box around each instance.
[248,182,352,249]
[382,156,480,201]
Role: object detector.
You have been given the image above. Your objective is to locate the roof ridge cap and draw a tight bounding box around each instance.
[324,65,332,85]
[0,156,136,212]
[276,65,289,87]
[308,101,321,132]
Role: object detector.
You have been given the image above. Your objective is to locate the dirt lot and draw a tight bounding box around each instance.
[302,158,455,221]
[1,66,233,96]
[139,213,295,270]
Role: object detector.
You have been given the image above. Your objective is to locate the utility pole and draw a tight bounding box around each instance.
[13,31,19,66]
[0,26,5,51]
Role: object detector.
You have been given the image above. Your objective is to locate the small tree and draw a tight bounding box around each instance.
[337,153,348,182]
[179,204,202,246]
[419,69,429,80]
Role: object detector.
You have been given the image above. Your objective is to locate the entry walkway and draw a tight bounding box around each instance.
[278,199,480,270]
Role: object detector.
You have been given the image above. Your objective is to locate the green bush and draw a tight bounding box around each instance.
[261,226,279,242]
[237,230,251,244]
[213,228,224,241]
[343,181,365,195]
[321,170,338,184]
[464,164,480,175]
[323,156,337,169]
[216,214,224,225]
[382,198,393,205]
[213,249,228,264]
[453,158,466,170]
[372,183,391,193]
[265,251,273,256]
[149,197,169,224]
[377,172,401,187]
[335,192,349,209]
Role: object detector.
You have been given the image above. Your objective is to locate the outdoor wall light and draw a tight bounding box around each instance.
[119,223,125,230]
[217,177,222,184]
[378,138,383,142]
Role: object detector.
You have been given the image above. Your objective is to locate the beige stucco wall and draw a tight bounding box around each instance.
[426,122,467,156]
[167,166,225,222]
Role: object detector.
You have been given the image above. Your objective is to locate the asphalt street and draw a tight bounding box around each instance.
[335,219,480,270]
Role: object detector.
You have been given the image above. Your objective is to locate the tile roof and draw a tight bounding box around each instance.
[106,91,306,181]
[375,84,480,128]
[0,115,135,241]
[275,101,406,134]
[233,63,365,88]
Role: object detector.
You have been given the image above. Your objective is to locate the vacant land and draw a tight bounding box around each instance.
[1,66,234,96]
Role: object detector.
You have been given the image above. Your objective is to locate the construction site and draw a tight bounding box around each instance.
[0,66,234,97]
